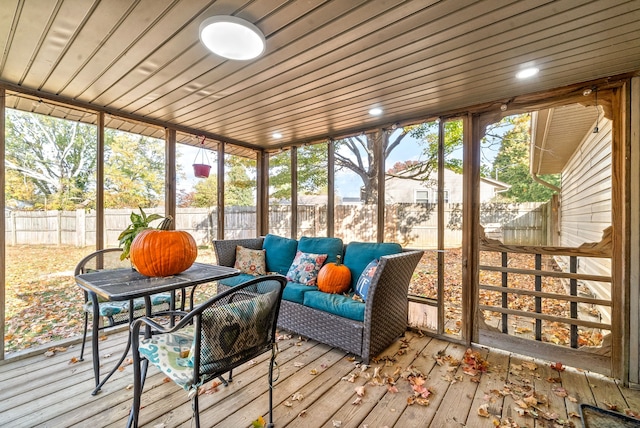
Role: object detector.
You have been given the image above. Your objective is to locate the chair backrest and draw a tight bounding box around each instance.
[192,275,286,379]
[74,248,129,276]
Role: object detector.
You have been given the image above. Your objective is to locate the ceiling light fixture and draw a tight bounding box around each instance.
[369,107,383,116]
[272,132,282,139]
[199,16,266,60]
[516,67,539,79]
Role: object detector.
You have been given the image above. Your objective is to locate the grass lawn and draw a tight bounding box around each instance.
[3,245,217,355]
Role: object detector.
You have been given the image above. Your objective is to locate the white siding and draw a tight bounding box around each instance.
[559,116,612,303]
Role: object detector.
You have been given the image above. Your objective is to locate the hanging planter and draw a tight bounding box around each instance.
[193,135,211,178]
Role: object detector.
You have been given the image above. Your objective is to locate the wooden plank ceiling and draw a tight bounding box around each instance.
[1,0,640,153]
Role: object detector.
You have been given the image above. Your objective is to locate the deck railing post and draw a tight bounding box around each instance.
[501,251,508,333]
[570,256,578,348]
[535,253,542,341]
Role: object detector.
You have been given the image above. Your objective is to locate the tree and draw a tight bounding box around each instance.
[268,144,328,201]
[334,120,464,204]
[5,109,97,210]
[489,114,560,202]
[103,130,165,208]
[224,154,255,206]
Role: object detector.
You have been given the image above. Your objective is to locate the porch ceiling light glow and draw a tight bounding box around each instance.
[516,67,539,79]
[199,16,266,60]
[272,132,282,139]
[368,107,383,116]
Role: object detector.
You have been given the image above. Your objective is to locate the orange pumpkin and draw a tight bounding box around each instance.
[130,217,197,277]
[317,255,351,294]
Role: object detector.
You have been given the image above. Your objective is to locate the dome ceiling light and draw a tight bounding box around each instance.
[199,16,266,60]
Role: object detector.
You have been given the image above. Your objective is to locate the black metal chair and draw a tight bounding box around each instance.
[127,274,286,428]
[74,248,173,390]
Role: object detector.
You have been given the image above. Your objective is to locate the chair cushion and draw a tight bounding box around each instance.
[218,273,259,288]
[297,236,344,264]
[263,234,298,275]
[343,242,402,289]
[83,294,172,317]
[302,291,365,322]
[233,245,266,276]
[138,327,196,390]
[354,259,379,301]
[199,290,278,375]
[282,281,318,304]
[286,251,327,285]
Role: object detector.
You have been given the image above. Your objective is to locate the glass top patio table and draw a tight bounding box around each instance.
[75,262,239,395]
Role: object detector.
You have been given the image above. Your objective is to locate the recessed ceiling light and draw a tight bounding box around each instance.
[272,132,282,139]
[369,107,383,116]
[516,67,539,79]
[199,16,266,60]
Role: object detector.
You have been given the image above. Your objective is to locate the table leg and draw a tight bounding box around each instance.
[91,298,136,395]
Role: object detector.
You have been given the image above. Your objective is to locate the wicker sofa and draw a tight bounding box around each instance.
[213,235,423,363]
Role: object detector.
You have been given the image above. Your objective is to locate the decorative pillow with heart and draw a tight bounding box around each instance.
[285,251,328,285]
[233,245,266,276]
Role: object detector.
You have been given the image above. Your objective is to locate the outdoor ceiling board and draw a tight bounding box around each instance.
[1,0,640,152]
[532,104,596,175]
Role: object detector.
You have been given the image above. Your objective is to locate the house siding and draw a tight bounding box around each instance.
[559,116,612,306]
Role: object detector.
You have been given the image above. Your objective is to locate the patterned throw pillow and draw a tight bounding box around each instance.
[354,259,379,301]
[286,251,328,285]
[234,245,266,276]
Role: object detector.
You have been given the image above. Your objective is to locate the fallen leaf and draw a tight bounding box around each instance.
[298,409,307,418]
[251,416,265,428]
[352,397,362,405]
[477,404,490,418]
[309,368,318,375]
[291,392,304,401]
[355,385,366,397]
[550,362,565,372]
[44,350,55,357]
[332,420,342,427]
[68,357,78,364]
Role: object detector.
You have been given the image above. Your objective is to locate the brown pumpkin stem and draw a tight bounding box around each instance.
[336,254,342,266]
[158,216,174,230]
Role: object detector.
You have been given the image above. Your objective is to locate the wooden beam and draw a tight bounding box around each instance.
[256,150,269,237]
[0,88,5,359]
[327,141,335,237]
[217,142,225,240]
[291,146,298,239]
[96,112,105,249]
[165,128,177,226]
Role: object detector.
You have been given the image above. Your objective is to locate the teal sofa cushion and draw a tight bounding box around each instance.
[297,236,344,263]
[343,242,402,289]
[303,291,365,322]
[282,281,318,304]
[218,273,256,288]
[263,234,298,275]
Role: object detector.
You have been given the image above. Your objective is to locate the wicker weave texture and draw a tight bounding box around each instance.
[214,239,424,364]
[213,238,264,267]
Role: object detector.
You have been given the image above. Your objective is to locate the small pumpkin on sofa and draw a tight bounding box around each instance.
[130,216,198,277]
[317,255,351,294]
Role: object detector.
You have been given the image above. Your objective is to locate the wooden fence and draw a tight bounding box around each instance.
[4,202,550,248]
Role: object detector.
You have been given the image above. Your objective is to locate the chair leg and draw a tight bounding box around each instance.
[267,350,276,428]
[91,307,100,389]
[192,394,200,428]
[127,355,148,428]
[79,312,89,361]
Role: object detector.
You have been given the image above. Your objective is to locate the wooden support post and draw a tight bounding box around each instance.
[165,128,177,227]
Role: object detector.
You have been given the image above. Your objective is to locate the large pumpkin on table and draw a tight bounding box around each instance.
[130,219,197,277]
[317,255,351,294]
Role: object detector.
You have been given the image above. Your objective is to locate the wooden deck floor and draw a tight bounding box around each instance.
[2,329,640,428]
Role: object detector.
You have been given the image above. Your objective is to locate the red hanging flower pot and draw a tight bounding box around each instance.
[192,135,211,178]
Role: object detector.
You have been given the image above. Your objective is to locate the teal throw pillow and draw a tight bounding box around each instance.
[297,236,343,263]
[354,259,379,301]
[263,234,298,275]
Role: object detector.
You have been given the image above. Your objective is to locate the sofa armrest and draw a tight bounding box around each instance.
[362,249,424,360]
[212,237,265,267]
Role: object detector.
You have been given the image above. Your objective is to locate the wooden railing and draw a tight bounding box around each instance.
[478,226,613,349]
